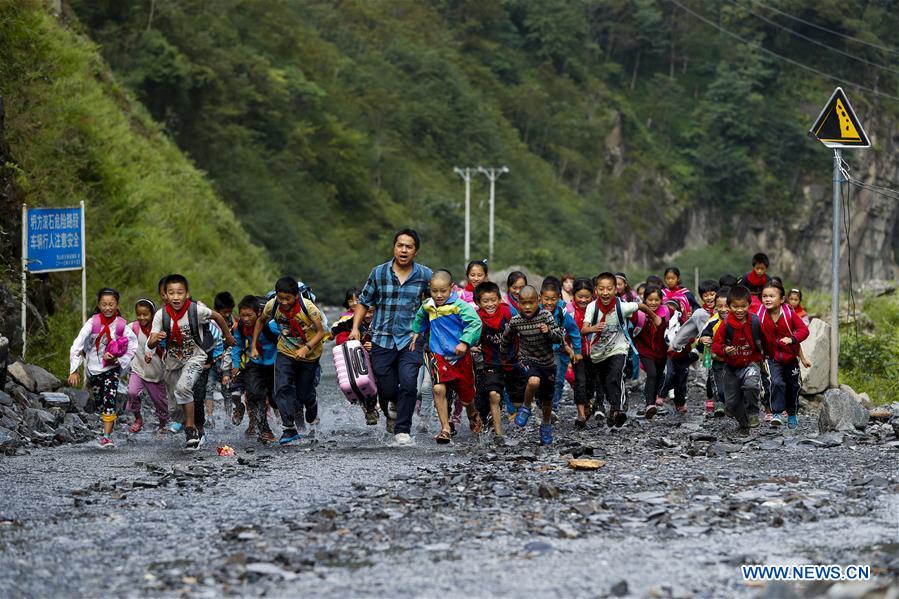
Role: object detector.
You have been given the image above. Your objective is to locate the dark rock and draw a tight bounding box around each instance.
[53,426,74,444]
[0,426,20,454]
[610,580,630,597]
[28,364,61,393]
[40,392,70,408]
[25,408,57,432]
[537,484,560,499]
[58,387,91,411]
[11,386,40,411]
[0,390,12,407]
[7,361,35,392]
[523,541,554,554]
[818,388,870,432]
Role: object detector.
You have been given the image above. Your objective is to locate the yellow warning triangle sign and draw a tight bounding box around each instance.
[809,87,870,148]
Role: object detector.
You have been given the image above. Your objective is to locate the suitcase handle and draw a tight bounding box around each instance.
[351,347,369,376]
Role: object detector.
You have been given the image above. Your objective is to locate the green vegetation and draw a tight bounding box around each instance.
[0,2,275,375]
[839,294,899,405]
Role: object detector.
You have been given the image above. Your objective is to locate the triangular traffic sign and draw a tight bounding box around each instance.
[809,87,870,148]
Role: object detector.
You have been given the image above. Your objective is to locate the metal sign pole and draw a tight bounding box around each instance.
[81,200,87,324]
[453,167,474,269]
[21,204,27,359]
[830,149,842,388]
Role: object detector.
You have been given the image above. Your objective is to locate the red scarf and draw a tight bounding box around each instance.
[278,300,308,341]
[239,322,263,354]
[465,282,475,293]
[596,300,615,322]
[746,270,766,287]
[139,321,164,358]
[478,304,510,330]
[165,299,191,347]
[95,313,119,352]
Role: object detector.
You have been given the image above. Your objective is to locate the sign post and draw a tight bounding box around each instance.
[21,203,86,358]
[808,87,870,389]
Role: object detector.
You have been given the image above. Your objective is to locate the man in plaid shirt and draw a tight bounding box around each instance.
[351,229,432,446]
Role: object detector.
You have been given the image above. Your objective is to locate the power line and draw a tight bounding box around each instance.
[749,0,899,55]
[667,0,899,102]
[729,0,899,77]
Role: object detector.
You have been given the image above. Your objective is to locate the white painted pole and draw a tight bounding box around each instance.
[454,167,474,269]
[80,201,87,324]
[830,150,841,389]
[477,166,509,264]
[21,204,27,359]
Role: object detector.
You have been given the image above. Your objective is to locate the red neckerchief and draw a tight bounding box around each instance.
[278,300,308,341]
[165,299,191,346]
[95,313,119,352]
[703,301,715,313]
[139,321,164,358]
[239,322,262,354]
[597,300,615,322]
[572,304,587,329]
[478,303,510,330]
[465,282,475,293]
[746,270,766,287]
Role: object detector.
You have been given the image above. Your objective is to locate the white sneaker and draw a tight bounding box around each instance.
[393,432,413,446]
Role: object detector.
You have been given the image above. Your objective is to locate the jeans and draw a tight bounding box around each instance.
[370,342,422,435]
[724,363,762,427]
[274,353,319,430]
[552,353,569,411]
[595,354,627,413]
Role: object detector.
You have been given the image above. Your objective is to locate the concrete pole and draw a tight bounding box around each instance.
[453,167,473,267]
[477,166,509,263]
[830,149,842,389]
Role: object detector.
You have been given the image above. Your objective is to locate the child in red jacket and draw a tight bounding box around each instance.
[711,285,765,436]
[758,282,809,429]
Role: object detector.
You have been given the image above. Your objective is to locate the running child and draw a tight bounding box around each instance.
[633,285,666,420]
[758,282,809,428]
[410,269,483,444]
[206,291,236,429]
[333,302,379,425]
[711,285,765,436]
[68,288,137,448]
[662,266,700,313]
[459,260,488,304]
[148,274,235,450]
[504,271,527,313]
[786,288,811,326]
[615,273,640,303]
[252,276,327,445]
[540,278,581,422]
[698,287,730,417]
[231,295,277,442]
[473,281,519,443]
[561,274,575,304]
[126,299,169,434]
[568,277,597,428]
[501,285,563,445]
[581,273,650,428]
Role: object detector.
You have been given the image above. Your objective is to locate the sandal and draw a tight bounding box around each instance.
[435,430,452,444]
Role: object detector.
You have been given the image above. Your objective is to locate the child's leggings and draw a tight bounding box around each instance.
[126,372,169,423]
[89,368,120,424]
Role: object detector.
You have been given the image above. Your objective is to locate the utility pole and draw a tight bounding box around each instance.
[476,166,509,263]
[453,167,474,265]
[830,149,841,389]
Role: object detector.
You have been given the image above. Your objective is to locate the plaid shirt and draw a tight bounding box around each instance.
[358,259,433,350]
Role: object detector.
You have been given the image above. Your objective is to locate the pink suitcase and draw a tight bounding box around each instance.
[332,340,377,404]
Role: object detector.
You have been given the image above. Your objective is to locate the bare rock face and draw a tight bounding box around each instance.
[800,319,830,395]
[818,388,870,432]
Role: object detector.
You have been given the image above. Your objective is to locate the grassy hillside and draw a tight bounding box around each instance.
[0,1,275,375]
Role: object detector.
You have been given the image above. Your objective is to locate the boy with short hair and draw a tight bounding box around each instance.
[698,287,730,417]
[473,281,520,443]
[739,253,771,300]
[252,276,327,445]
[205,291,236,429]
[410,270,483,444]
[539,279,581,422]
[231,295,278,442]
[711,285,766,436]
[148,274,236,450]
[500,285,563,446]
[581,272,649,428]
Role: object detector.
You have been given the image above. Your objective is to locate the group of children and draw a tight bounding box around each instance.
[68,251,814,450]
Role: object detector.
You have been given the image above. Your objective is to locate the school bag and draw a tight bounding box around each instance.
[161,302,215,353]
[724,313,766,354]
[265,282,329,330]
[588,299,640,380]
[86,314,127,358]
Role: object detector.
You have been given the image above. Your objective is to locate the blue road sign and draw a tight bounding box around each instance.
[25,207,83,273]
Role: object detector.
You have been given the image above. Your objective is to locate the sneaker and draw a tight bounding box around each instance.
[714,404,726,418]
[279,429,300,445]
[539,424,553,446]
[574,418,587,431]
[770,413,784,427]
[365,410,378,426]
[394,432,413,446]
[386,417,395,434]
[258,430,276,444]
[644,405,657,420]
[611,410,627,428]
[387,402,398,420]
[738,427,751,438]
[787,415,799,429]
[704,400,714,415]
[97,436,115,449]
[206,416,216,430]
[514,406,532,428]
[305,401,319,424]
[636,407,646,417]
[184,427,200,450]
[764,411,773,423]
[168,421,183,434]
[128,418,143,434]
[748,414,761,428]
[231,402,246,426]
[781,411,788,419]
[675,404,687,414]
[197,433,208,448]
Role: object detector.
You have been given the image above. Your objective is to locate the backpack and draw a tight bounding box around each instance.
[724,313,765,354]
[87,314,126,355]
[589,299,640,379]
[161,302,215,353]
[266,283,329,330]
